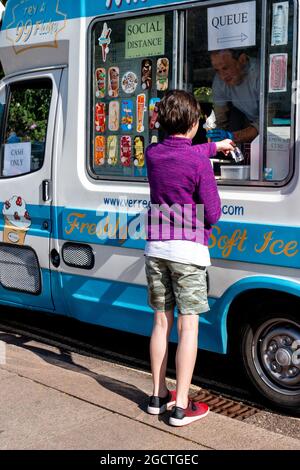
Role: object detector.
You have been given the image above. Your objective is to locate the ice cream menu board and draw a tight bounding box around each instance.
[91,13,173,180]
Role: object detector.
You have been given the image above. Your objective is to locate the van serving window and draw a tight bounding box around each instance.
[89,1,296,186]
[186,0,296,185]
[89,12,174,181]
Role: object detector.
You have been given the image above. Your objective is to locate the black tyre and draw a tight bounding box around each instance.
[241,311,300,414]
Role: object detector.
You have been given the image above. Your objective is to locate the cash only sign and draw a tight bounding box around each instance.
[207,1,256,51]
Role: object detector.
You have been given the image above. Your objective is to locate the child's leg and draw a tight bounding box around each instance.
[150,309,174,397]
[168,261,209,410]
[175,314,199,408]
[145,256,175,398]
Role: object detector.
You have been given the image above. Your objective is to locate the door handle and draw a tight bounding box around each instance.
[42,180,51,202]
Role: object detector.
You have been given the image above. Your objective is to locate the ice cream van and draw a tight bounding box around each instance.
[0,0,300,413]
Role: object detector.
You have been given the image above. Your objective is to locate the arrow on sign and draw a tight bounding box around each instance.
[217,33,248,44]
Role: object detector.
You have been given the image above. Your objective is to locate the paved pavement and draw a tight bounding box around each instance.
[0,328,300,451]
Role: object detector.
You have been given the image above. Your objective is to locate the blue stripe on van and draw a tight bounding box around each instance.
[2,0,194,29]
[4,269,300,354]
[0,268,54,310]
[61,206,300,269]
[49,272,300,353]
[50,270,222,353]
[1,202,300,269]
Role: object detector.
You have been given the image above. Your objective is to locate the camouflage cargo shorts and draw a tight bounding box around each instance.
[145,256,209,315]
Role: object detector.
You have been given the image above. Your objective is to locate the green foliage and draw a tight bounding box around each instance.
[194,86,213,103]
[7,88,51,142]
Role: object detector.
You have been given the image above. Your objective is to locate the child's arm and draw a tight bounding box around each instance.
[194,142,218,158]
[194,140,234,157]
[197,157,222,226]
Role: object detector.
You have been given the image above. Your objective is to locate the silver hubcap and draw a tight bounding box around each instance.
[251,318,300,395]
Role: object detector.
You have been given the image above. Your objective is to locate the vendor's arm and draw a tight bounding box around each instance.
[233,125,258,143]
[214,104,230,130]
[233,118,259,143]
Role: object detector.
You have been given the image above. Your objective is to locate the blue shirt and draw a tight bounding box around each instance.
[212,58,260,129]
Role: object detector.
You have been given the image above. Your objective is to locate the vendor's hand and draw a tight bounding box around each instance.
[207,129,234,142]
[215,139,235,156]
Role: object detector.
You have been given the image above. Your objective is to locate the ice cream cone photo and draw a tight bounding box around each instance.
[2,196,31,245]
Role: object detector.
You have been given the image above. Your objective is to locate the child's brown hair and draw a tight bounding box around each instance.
[158,90,201,135]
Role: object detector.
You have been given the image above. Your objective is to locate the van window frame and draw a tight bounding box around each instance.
[87,7,178,182]
[181,0,298,187]
[87,0,298,188]
[0,77,53,179]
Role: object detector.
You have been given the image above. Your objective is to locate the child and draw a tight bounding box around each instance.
[145,90,234,426]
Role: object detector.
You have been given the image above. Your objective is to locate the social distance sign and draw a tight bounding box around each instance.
[207,1,256,51]
[125,15,165,59]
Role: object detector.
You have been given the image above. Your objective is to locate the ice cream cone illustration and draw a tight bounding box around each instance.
[133,136,145,167]
[136,94,146,133]
[94,136,106,166]
[156,58,169,91]
[108,67,119,98]
[98,23,112,63]
[107,136,118,166]
[2,196,31,245]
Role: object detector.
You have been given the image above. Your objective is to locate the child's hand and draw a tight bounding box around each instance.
[215,139,235,156]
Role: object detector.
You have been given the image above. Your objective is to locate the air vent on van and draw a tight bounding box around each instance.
[0,244,41,294]
[62,243,94,270]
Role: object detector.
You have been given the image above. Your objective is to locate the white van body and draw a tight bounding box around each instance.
[0,0,299,411]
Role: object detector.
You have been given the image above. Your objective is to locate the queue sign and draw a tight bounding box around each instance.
[207,1,256,51]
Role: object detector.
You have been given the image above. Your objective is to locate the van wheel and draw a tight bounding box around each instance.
[241,312,300,413]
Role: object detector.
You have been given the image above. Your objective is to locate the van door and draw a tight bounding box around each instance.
[0,69,62,311]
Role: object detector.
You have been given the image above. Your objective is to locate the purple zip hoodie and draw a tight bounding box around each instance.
[146,136,221,246]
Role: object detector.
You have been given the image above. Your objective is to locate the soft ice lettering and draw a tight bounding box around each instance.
[65,214,299,260]
[209,226,299,259]
[255,231,299,257]
[209,226,248,257]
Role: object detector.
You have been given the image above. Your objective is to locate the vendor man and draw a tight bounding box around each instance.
[208,49,260,144]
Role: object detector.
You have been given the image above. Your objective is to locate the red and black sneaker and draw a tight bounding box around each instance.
[147,389,176,415]
[169,400,209,426]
